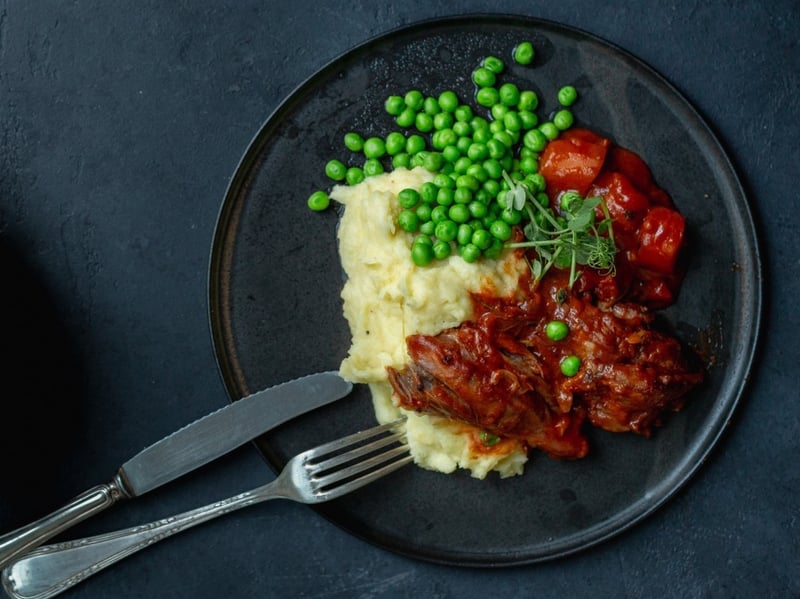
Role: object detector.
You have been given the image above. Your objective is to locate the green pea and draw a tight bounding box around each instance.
[482,55,504,74]
[434,219,458,242]
[442,144,461,163]
[476,87,500,108]
[436,187,454,206]
[325,159,347,181]
[423,97,441,115]
[504,111,523,132]
[527,173,546,194]
[470,116,490,131]
[415,112,434,132]
[432,240,452,260]
[392,153,411,169]
[411,241,434,266]
[430,173,452,189]
[523,128,548,152]
[557,85,578,106]
[498,83,520,106]
[518,110,538,129]
[472,127,492,144]
[553,109,574,131]
[423,152,443,172]
[482,178,501,197]
[363,137,386,159]
[454,104,473,122]
[490,103,508,121]
[452,121,472,137]
[468,200,488,219]
[453,156,472,175]
[385,132,406,156]
[453,186,473,204]
[307,190,329,211]
[420,181,439,203]
[518,90,539,111]
[455,174,479,191]
[404,90,424,110]
[545,320,570,341]
[344,132,364,152]
[466,164,488,183]
[560,355,581,377]
[472,67,496,88]
[433,111,454,131]
[519,155,539,175]
[457,223,473,246]
[345,167,365,185]
[431,204,449,223]
[539,122,560,140]
[438,90,459,112]
[486,139,507,161]
[471,228,492,250]
[415,203,432,222]
[397,210,419,232]
[513,41,535,65]
[406,134,426,154]
[448,203,470,223]
[397,188,420,209]
[459,242,481,263]
[384,95,405,116]
[467,142,489,162]
[489,219,512,241]
[500,208,522,225]
[456,135,473,154]
[489,118,505,134]
[396,107,416,128]
[493,130,514,149]
[419,220,435,236]
[363,158,383,177]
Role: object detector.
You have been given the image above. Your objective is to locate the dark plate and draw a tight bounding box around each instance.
[208,15,761,567]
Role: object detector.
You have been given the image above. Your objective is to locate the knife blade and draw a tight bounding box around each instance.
[0,371,352,569]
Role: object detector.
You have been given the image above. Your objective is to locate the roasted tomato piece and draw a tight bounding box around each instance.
[539,129,610,197]
[588,171,650,248]
[634,206,686,274]
[608,147,672,207]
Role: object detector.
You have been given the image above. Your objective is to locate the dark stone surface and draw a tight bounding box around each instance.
[0,1,796,597]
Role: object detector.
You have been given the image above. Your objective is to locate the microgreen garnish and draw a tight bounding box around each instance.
[503,173,617,288]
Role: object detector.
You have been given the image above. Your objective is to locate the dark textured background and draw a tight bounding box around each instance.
[0,1,796,598]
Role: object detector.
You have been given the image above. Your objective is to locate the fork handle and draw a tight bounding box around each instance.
[1,482,281,599]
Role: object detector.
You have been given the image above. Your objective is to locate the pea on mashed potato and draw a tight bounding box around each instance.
[332,167,530,479]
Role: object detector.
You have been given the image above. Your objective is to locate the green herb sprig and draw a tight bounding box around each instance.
[503,173,617,288]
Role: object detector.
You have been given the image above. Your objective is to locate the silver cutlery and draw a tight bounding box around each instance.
[0,371,353,570]
[2,418,410,599]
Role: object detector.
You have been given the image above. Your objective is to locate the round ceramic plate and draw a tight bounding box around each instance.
[208,15,761,566]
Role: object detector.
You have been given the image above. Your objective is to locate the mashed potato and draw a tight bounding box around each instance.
[332,167,530,479]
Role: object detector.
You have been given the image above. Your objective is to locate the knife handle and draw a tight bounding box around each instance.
[0,481,126,571]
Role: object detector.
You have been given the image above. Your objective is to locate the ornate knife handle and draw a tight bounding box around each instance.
[0,479,128,571]
[1,487,267,599]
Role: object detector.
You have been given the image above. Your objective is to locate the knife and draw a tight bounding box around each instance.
[0,371,352,569]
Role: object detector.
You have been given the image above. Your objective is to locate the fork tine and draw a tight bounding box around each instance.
[313,441,410,488]
[310,428,406,472]
[311,446,413,502]
[302,418,406,458]
[292,418,411,502]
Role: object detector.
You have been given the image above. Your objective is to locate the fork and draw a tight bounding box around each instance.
[1,419,410,599]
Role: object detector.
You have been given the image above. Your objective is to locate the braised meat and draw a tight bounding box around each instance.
[387,270,703,459]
